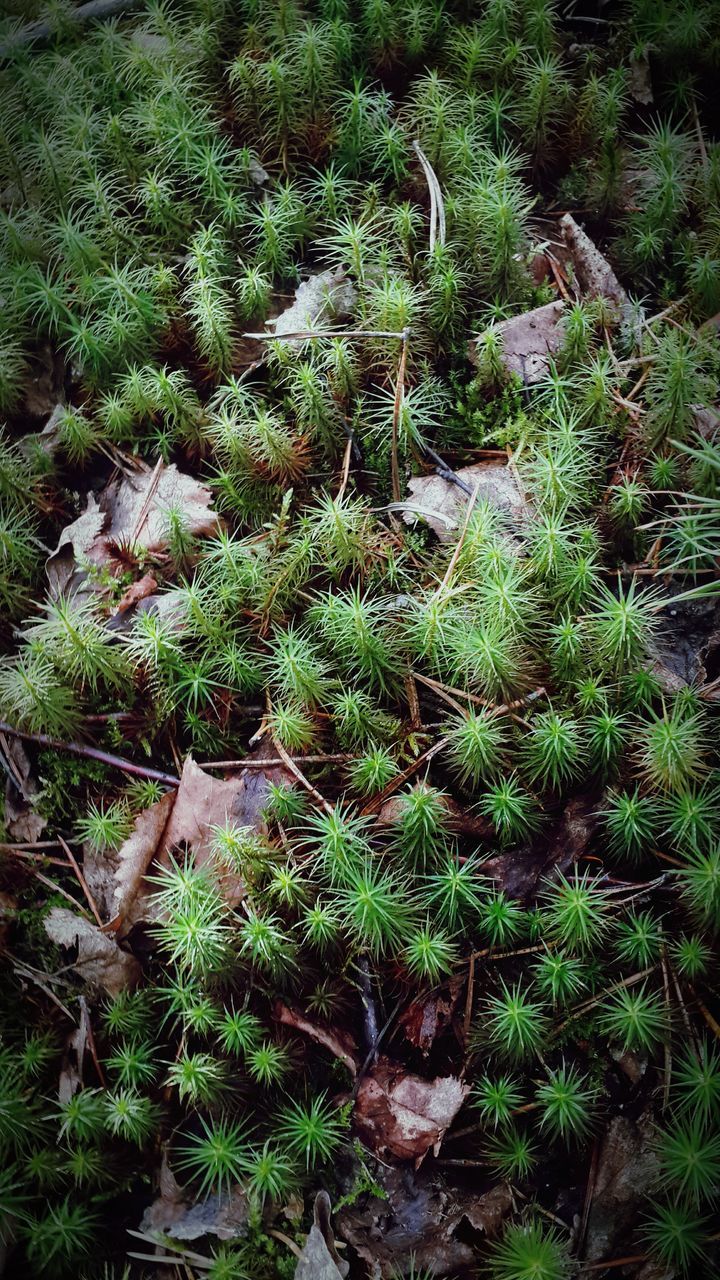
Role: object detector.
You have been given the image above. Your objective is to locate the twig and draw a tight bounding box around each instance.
[200,753,349,769]
[0,846,68,867]
[243,327,408,341]
[354,954,379,1057]
[26,867,93,917]
[0,721,180,787]
[391,329,410,504]
[10,959,74,1020]
[129,457,163,546]
[0,0,142,56]
[270,733,334,814]
[336,436,353,503]
[58,837,104,930]
[552,966,658,1039]
[420,444,474,495]
[463,953,475,1043]
[80,994,106,1088]
[660,945,672,1111]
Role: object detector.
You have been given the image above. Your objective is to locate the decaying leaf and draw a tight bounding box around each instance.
[58,995,92,1103]
[469,300,566,385]
[398,977,463,1054]
[336,1162,511,1277]
[354,1059,468,1163]
[403,461,530,544]
[46,462,221,598]
[269,268,356,346]
[294,1193,349,1280]
[44,906,141,996]
[274,1001,361,1077]
[377,790,493,841]
[560,214,629,313]
[584,1112,660,1263]
[111,789,176,923]
[2,735,46,844]
[141,1178,250,1243]
[275,1002,468,1163]
[109,753,292,927]
[481,794,599,903]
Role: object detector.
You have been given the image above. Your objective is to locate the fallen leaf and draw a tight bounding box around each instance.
[270,268,357,346]
[108,790,175,924]
[646,593,720,694]
[629,51,653,104]
[295,1193,349,1280]
[398,977,463,1055]
[274,1001,360,1077]
[354,1058,468,1163]
[111,754,292,927]
[378,789,493,840]
[2,736,46,844]
[115,572,158,615]
[469,300,566,385]
[584,1112,660,1263]
[141,1180,250,1243]
[58,996,92,1103]
[336,1161,511,1277]
[403,461,530,544]
[482,794,599,903]
[44,906,141,996]
[560,214,629,313]
[47,463,221,598]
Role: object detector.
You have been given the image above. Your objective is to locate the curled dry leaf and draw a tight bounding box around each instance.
[354,1060,468,1164]
[275,1001,469,1162]
[560,214,629,313]
[469,300,566,385]
[141,1180,250,1243]
[584,1112,660,1264]
[398,976,464,1055]
[294,1192,349,1280]
[274,1001,361,1077]
[44,906,141,997]
[46,462,221,599]
[403,461,531,544]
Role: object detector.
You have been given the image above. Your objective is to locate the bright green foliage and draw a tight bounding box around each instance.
[536,1063,598,1143]
[486,1220,572,1280]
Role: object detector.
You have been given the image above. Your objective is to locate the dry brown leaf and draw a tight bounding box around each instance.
[274,1001,360,1077]
[2,736,46,844]
[112,790,176,924]
[270,268,356,345]
[560,214,629,312]
[112,754,292,926]
[354,1058,468,1163]
[58,996,92,1103]
[403,460,530,543]
[47,463,221,598]
[482,794,599,903]
[584,1112,660,1263]
[115,572,158,614]
[141,1180,250,1243]
[398,977,463,1055]
[44,906,141,996]
[469,300,566,385]
[294,1193,349,1280]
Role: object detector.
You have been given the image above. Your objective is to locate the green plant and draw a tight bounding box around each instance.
[178,1116,249,1199]
[673,1043,720,1125]
[477,776,541,844]
[275,1093,345,1168]
[473,1074,523,1129]
[486,1219,572,1280]
[486,1125,538,1181]
[536,1063,598,1143]
[24,1199,97,1275]
[403,922,458,982]
[542,871,609,952]
[600,983,667,1052]
[523,711,583,791]
[656,1118,720,1205]
[445,709,507,786]
[483,980,548,1062]
[643,1201,709,1275]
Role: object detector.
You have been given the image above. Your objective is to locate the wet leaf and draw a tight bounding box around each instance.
[44,906,141,996]
[469,300,566,385]
[295,1192,349,1280]
[403,461,530,544]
